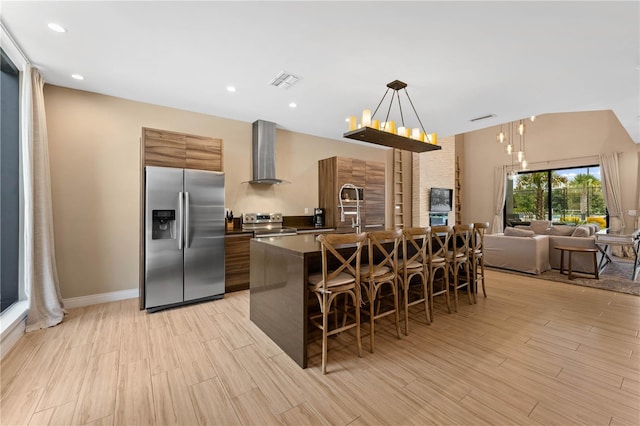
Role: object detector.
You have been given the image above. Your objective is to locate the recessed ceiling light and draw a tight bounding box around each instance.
[71,74,84,80]
[289,102,297,108]
[226,86,236,92]
[48,23,67,33]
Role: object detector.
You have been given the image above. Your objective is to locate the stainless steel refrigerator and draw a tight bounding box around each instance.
[144,166,225,312]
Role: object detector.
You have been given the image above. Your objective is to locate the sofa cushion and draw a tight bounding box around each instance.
[504,227,535,237]
[571,226,590,237]
[548,225,575,236]
[530,220,552,234]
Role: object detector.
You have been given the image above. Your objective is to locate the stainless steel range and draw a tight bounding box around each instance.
[242,212,297,237]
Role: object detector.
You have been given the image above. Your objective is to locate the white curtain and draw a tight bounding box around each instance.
[599,152,627,257]
[25,67,66,332]
[491,165,507,234]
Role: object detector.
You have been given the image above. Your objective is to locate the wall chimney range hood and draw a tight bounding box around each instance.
[247,120,289,185]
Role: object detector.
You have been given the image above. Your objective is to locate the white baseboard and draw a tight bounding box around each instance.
[63,288,139,309]
[0,301,29,359]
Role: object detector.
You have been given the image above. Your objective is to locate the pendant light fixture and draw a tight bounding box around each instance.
[505,116,534,177]
[506,121,514,155]
[496,123,506,144]
[343,80,441,153]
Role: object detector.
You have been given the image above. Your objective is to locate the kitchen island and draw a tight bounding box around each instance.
[250,234,341,368]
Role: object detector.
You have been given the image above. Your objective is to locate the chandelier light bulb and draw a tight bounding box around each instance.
[521,159,528,170]
[530,115,536,122]
[507,143,513,155]
[517,151,524,162]
[518,122,525,135]
[497,131,506,143]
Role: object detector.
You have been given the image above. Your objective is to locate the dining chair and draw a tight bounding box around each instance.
[428,225,452,321]
[447,224,476,311]
[308,232,367,374]
[359,229,402,353]
[399,227,431,335]
[472,222,490,298]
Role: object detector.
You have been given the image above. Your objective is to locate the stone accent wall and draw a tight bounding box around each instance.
[412,135,456,227]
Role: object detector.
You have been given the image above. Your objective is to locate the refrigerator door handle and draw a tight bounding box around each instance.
[185,191,191,248]
[178,191,184,250]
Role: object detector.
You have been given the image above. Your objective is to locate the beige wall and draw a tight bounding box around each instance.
[44,85,389,299]
[460,110,639,230]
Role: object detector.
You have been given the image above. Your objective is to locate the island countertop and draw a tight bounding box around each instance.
[252,233,322,254]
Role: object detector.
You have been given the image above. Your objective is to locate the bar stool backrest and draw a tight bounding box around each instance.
[472,222,490,254]
[317,232,367,291]
[452,224,474,258]
[430,225,452,259]
[402,227,431,270]
[366,229,403,279]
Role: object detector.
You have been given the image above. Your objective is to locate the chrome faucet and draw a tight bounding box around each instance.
[339,183,362,233]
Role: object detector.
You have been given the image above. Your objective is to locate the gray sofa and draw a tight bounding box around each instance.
[484,220,605,275]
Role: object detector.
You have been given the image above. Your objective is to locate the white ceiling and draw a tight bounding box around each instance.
[2,1,638,144]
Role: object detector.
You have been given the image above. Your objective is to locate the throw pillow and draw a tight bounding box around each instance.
[586,223,599,234]
[504,227,535,237]
[571,226,590,237]
[530,220,552,234]
[548,225,575,236]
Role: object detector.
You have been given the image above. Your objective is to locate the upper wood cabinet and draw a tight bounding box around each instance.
[142,128,223,171]
[318,156,385,232]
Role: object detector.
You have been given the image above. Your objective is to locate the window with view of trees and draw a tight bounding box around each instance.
[504,166,607,229]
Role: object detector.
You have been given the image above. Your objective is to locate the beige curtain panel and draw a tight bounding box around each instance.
[599,152,629,257]
[25,67,66,332]
[491,165,507,234]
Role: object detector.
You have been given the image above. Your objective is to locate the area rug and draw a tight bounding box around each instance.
[487,258,640,296]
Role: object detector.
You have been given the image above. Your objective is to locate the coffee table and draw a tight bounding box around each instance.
[554,245,599,280]
[595,227,640,280]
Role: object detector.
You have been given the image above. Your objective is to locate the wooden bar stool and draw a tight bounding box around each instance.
[359,229,402,353]
[472,222,489,298]
[428,225,453,321]
[399,227,431,335]
[308,232,367,374]
[447,224,476,311]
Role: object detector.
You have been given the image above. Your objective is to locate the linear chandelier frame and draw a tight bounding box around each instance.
[343,80,441,153]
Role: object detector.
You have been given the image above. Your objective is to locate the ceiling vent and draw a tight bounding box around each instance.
[470,113,496,122]
[269,71,300,89]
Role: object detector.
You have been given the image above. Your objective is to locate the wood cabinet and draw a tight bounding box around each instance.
[318,156,385,232]
[224,233,252,292]
[365,161,385,227]
[142,128,223,171]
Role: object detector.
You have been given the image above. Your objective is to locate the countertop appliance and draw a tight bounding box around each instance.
[313,208,325,227]
[144,166,225,312]
[242,212,297,237]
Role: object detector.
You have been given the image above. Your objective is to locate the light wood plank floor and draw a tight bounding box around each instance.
[2,270,639,425]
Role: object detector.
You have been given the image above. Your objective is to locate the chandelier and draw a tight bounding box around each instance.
[343,80,441,153]
[499,117,534,179]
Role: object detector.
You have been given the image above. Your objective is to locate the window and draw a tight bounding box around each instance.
[1,48,20,313]
[505,166,607,229]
